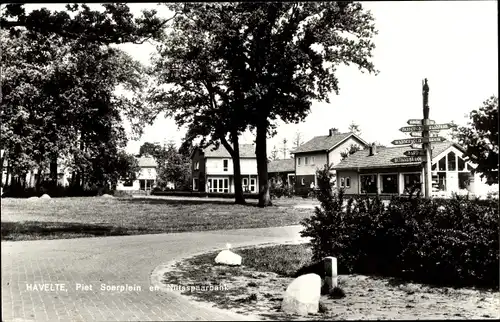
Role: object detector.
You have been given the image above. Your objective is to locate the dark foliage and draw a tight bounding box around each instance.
[300,165,499,289]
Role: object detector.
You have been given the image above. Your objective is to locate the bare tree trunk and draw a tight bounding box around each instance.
[50,153,58,187]
[256,123,272,207]
[221,133,245,205]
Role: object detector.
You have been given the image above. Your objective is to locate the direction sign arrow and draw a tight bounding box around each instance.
[391,156,425,163]
[400,123,456,132]
[411,143,435,150]
[409,132,439,138]
[404,150,426,157]
[392,137,446,145]
[407,119,435,125]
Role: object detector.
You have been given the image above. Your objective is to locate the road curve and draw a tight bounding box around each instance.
[1,225,308,321]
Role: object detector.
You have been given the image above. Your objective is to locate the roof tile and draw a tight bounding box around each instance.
[268,159,295,173]
[291,132,356,153]
[203,144,256,158]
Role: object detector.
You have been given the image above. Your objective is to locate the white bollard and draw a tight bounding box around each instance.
[323,256,338,292]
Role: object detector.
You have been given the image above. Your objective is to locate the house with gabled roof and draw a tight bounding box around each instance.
[333,140,497,198]
[116,155,162,193]
[290,128,369,194]
[190,144,259,193]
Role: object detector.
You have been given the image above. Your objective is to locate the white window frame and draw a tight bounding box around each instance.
[311,156,315,165]
[193,178,199,191]
[250,178,256,192]
[194,161,199,170]
[223,159,229,171]
[301,178,305,186]
[345,176,351,189]
[339,177,345,188]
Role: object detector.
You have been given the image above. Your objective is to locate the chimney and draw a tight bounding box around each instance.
[369,143,377,156]
[328,128,338,136]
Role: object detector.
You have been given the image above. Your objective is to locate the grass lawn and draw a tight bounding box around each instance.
[162,244,499,320]
[0,196,314,241]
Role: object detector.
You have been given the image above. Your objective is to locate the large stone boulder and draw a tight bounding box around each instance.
[27,196,39,201]
[214,250,242,266]
[101,194,114,198]
[281,273,321,316]
[39,194,51,199]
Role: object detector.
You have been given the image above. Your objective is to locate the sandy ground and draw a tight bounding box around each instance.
[163,255,500,320]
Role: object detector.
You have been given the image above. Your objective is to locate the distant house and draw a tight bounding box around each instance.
[268,159,295,187]
[116,156,161,193]
[333,140,498,198]
[290,128,369,195]
[190,144,259,193]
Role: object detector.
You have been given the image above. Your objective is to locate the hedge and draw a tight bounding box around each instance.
[300,164,499,289]
[151,190,260,199]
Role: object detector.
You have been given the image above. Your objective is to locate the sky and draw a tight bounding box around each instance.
[23,2,499,157]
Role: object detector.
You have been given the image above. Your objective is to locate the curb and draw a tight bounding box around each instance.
[150,240,311,321]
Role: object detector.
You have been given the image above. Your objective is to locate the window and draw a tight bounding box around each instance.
[242,178,249,192]
[123,179,134,187]
[194,161,199,170]
[437,172,446,191]
[224,178,229,193]
[447,152,456,171]
[458,172,471,190]
[438,156,446,171]
[298,158,302,166]
[403,173,421,195]
[457,157,465,171]
[381,174,398,194]
[193,178,199,191]
[360,174,377,193]
[311,156,315,165]
[305,157,309,165]
[345,177,351,188]
[301,178,305,185]
[339,177,345,188]
[431,162,437,171]
[250,178,256,192]
[223,159,228,171]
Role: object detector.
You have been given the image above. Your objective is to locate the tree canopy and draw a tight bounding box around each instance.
[454,96,498,185]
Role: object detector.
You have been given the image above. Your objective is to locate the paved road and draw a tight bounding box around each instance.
[1,225,308,321]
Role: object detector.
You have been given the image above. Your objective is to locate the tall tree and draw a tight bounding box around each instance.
[270,146,279,161]
[1,4,159,193]
[149,2,377,206]
[139,142,163,158]
[348,121,361,136]
[454,96,498,184]
[148,3,251,204]
[340,144,361,160]
[229,2,378,206]
[293,131,304,151]
[280,138,288,159]
[156,142,191,191]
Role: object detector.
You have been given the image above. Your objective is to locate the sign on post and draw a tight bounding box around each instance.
[391,156,425,163]
[409,132,438,138]
[400,123,456,132]
[392,137,445,145]
[407,119,435,125]
[404,150,426,157]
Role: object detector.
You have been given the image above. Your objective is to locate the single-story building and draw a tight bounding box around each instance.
[268,158,295,187]
[333,140,497,199]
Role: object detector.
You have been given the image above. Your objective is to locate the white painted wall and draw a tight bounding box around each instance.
[138,167,157,180]
[328,137,365,168]
[295,152,327,176]
[205,157,257,175]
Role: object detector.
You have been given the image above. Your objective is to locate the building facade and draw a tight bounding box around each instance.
[268,159,295,187]
[334,141,498,199]
[191,144,259,194]
[116,156,160,193]
[290,128,369,195]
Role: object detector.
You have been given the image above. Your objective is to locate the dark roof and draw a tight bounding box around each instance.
[268,159,295,173]
[203,144,256,158]
[291,132,367,154]
[333,141,464,170]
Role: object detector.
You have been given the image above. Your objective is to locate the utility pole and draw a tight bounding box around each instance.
[422,79,433,198]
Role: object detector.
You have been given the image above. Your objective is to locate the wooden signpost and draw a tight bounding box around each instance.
[390,79,457,198]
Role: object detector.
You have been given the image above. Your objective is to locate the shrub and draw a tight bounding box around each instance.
[300,165,499,289]
[269,182,293,199]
